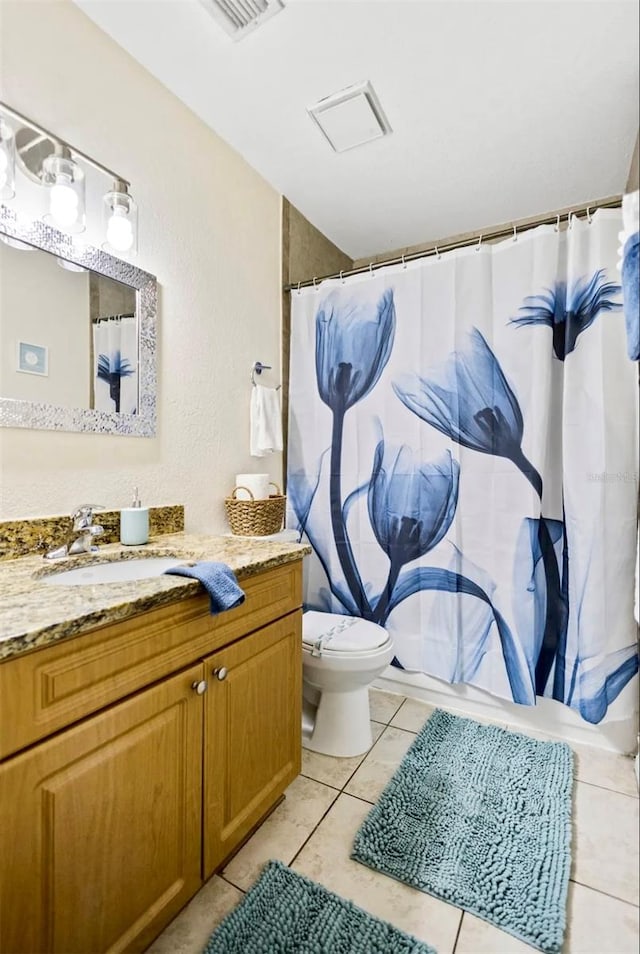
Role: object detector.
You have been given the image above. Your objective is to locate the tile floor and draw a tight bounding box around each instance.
[147,690,639,954]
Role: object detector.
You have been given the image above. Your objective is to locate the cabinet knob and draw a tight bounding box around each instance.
[213,667,228,681]
[191,679,208,695]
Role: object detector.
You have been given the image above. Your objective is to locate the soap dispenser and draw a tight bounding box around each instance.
[120,487,149,546]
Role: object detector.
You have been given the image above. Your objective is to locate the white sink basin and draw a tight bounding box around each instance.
[41,557,183,586]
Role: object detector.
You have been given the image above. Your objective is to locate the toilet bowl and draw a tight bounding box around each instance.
[302,610,394,758]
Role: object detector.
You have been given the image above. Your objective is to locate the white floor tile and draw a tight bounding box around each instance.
[572,781,639,905]
[564,880,640,953]
[222,774,338,891]
[145,876,243,954]
[292,793,462,954]
[455,913,536,953]
[345,725,416,803]
[301,720,385,788]
[369,687,405,724]
[570,742,638,798]
[390,697,436,733]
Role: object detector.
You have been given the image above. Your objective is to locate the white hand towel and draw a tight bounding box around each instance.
[250,385,283,457]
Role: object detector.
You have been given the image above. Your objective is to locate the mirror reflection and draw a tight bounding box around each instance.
[0,235,138,414]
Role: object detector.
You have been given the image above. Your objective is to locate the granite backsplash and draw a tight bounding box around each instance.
[0,505,184,561]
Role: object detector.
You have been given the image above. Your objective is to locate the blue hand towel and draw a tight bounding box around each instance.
[165,562,245,614]
[622,232,639,361]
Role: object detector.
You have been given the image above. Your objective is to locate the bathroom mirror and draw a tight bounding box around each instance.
[0,204,156,437]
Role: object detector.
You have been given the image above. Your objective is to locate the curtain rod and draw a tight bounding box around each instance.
[284,195,622,291]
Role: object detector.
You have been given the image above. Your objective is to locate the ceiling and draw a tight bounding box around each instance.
[74,0,639,260]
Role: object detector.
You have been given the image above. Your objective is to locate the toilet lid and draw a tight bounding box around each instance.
[302,611,389,654]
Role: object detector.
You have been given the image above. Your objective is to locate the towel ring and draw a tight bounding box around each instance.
[251,361,281,390]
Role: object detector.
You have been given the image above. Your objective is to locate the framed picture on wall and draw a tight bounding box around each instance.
[17,341,48,376]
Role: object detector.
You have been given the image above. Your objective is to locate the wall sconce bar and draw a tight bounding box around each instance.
[0,100,138,253]
[0,100,130,187]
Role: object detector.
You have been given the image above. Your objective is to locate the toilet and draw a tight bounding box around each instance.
[301,610,395,758]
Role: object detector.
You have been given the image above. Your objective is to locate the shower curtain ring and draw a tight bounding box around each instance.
[554,214,560,232]
[313,276,318,291]
[434,245,441,260]
[475,234,483,252]
[586,206,592,224]
[512,224,518,242]
[369,262,374,277]
[340,270,345,284]
[401,254,407,269]
[296,281,301,295]
[568,212,575,230]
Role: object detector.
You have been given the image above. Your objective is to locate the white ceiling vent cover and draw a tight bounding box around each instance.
[308,81,392,153]
[199,0,285,40]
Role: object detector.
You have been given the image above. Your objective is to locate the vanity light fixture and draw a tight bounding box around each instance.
[0,119,16,200]
[42,146,86,233]
[0,101,138,256]
[103,179,137,254]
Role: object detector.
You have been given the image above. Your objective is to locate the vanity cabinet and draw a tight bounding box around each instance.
[204,614,301,877]
[0,665,204,954]
[0,560,303,954]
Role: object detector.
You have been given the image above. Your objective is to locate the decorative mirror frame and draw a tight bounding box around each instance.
[0,204,157,437]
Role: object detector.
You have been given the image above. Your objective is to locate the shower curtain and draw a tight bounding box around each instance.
[287,210,639,724]
[92,314,138,414]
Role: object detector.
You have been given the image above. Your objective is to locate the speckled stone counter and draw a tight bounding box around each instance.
[0,532,311,661]
[0,505,185,561]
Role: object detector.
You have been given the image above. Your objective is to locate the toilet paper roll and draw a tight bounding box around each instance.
[235,473,270,500]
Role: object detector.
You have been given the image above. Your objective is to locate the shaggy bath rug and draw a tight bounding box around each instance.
[351,709,574,954]
[202,860,436,953]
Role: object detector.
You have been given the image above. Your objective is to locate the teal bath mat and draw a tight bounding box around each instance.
[203,859,436,953]
[352,709,574,954]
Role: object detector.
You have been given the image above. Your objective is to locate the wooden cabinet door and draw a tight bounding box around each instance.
[0,664,204,954]
[203,612,302,877]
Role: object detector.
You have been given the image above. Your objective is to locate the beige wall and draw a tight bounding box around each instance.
[0,0,282,529]
[281,199,352,467]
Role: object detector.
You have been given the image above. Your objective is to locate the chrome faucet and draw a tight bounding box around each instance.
[44,505,105,560]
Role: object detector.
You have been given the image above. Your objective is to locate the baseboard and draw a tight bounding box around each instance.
[374,667,639,755]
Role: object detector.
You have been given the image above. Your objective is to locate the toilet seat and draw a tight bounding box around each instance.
[302,610,389,656]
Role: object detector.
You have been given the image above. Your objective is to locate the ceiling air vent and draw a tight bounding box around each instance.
[308,81,392,153]
[199,0,285,40]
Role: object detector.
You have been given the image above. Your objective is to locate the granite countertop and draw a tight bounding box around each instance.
[0,532,311,662]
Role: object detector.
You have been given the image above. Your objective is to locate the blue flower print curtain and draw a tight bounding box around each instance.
[287,210,639,724]
[92,315,138,414]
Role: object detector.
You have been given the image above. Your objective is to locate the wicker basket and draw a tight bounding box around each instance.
[224,482,286,536]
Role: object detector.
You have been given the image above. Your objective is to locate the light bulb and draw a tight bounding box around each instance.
[106,208,134,251]
[0,148,8,190]
[50,180,80,227]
